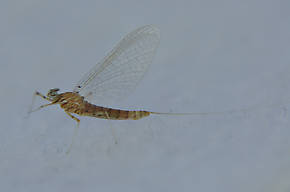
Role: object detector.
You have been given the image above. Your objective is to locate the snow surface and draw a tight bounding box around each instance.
[1,0,290,191]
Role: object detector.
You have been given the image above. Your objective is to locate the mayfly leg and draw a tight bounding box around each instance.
[35,91,50,101]
[29,103,57,113]
[28,91,54,115]
[65,111,80,155]
[26,92,37,118]
[104,111,118,145]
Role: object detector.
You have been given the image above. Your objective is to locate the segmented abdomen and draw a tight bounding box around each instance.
[81,104,150,120]
[58,92,150,120]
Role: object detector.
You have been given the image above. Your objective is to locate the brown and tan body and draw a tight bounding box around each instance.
[58,92,150,120]
[31,88,206,155]
[32,90,151,124]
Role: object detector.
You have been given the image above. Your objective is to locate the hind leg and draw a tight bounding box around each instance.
[104,111,118,145]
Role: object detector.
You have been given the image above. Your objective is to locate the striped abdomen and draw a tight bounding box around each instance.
[57,92,150,120]
[80,104,150,120]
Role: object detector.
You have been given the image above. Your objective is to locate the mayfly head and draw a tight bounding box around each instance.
[47,88,60,101]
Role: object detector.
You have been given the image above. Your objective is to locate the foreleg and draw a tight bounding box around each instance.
[27,91,53,115]
[35,91,51,101]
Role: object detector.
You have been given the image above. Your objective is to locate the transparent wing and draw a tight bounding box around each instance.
[73,25,160,106]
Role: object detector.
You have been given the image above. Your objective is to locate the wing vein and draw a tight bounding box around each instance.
[73,25,160,106]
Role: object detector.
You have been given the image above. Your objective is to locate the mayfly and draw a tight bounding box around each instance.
[31,25,208,125]
[30,25,278,153]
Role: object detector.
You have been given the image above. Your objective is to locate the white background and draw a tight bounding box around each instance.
[1,0,290,191]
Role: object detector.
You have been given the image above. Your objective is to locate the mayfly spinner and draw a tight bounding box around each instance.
[31,25,206,125]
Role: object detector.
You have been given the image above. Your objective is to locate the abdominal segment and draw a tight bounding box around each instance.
[80,105,150,120]
[58,92,150,120]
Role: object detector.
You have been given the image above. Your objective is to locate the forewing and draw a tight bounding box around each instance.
[73,25,160,106]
